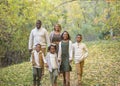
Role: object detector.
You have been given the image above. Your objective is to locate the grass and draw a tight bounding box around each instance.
[0,40,120,86]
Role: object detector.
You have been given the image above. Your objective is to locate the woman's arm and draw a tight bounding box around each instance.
[49,31,54,43]
[58,42,62,62]
[69,41,73,61]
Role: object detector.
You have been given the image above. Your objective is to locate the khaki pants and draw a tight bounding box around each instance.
[41,48,46,74]
[75,61,84,84]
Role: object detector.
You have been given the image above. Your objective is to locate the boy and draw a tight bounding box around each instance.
[45,44,59,86]
[72,34,88,86]
[31,43,47,86]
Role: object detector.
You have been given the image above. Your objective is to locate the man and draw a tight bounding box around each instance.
[28,20,50,55]
[29,20,50,75]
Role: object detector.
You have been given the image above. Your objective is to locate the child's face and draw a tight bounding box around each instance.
[76,36,82,42]
[36,45,41,52]
[63,32,68,40]
[50,46,56,54]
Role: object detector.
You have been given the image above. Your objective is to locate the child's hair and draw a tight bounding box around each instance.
[76,34,82,37]
[61,31,71,40]
[48,44,56,51]
[35,43,41,47]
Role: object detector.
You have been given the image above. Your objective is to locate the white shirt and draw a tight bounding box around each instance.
[73,42,88,63]
[28,27,50,49]
[32,50,46,68]
[50,53,58,69]
[34,51,40,68]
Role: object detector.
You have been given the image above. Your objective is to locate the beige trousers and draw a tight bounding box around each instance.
[75,61,84,84]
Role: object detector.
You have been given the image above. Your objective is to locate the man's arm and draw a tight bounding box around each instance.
[28,31,33,52]
[45,30,50,46]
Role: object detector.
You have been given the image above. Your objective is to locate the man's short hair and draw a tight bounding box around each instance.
[76,34,82,37]
[36,20,42,24]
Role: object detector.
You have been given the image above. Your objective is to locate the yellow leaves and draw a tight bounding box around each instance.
[66,1,82,19]
[94,17,99,24]
[0,41,120,86]
[106,0,117,3]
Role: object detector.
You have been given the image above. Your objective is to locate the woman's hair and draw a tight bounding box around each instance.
[48,44,56,51]
[61,31,71,40]
[54,24,61,31]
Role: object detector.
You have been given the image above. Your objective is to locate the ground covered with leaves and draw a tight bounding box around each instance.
[0,41,120,86]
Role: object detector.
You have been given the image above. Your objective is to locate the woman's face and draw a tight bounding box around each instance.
[63,32,68,40]
[54,24,61,31]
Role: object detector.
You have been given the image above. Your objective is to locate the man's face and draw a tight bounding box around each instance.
[76,36,82,42]
[36,21,41,29]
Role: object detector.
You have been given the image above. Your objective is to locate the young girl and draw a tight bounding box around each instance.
[72,34,88,86]
[46,45,59,86]
[58,31,73,86]
[31,43,47,86]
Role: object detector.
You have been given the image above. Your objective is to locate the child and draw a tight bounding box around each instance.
[31,43,47,86]
[58,31,73,86]
[72,34,88,86]
[45,44,59,86]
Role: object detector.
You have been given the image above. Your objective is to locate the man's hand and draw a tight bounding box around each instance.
[69,60,72,63]
[29,49,33,53]
[58,59,61,63]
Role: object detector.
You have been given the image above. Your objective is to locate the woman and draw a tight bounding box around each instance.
[58,31,72,86]
[49,24,62,53]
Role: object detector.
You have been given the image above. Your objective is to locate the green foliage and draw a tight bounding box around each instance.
[0,0,120,66]
[0,41,120,86]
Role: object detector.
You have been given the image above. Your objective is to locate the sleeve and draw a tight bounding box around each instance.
[42,53,47,63]
[72,44,75,58]
[45,29,50,46]
[69,41,73,60]
[28,30,33,49]
[45,53,49,63]
[79,44,88,62]
[58,42,62,61]
[49,31,53,43]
